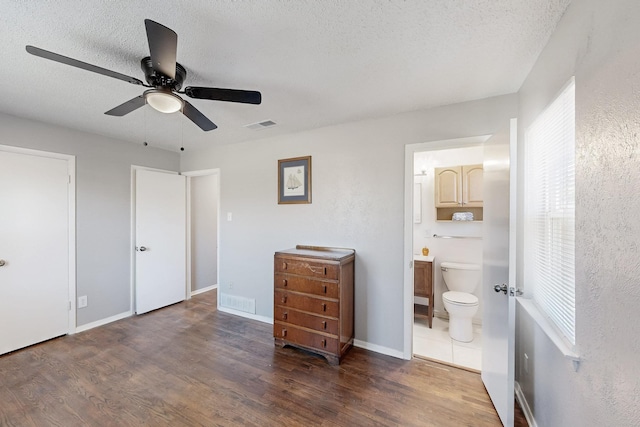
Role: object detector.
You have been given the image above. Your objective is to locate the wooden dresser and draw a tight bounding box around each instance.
[273,246,355,365]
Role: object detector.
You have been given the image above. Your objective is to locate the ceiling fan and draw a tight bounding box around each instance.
[25,19,262,131]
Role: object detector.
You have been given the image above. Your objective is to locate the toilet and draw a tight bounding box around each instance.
[441,261,480,342]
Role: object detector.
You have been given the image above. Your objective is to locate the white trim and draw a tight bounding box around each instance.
[403,135,491,360]
[75,310,132,333]
[130,165,183,314]
[517,298,580,367]
[353,339,404,359]
[182,168,220,177]
[515,381,538,427]
[218,306,273,324]
[191,284,218,296]
[182,168,221,302]
[0,145,77,334]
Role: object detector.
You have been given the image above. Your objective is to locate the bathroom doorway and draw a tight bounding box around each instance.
[411,142,486,370]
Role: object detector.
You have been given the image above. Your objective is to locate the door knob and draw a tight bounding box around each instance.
[494,284,508,295]
[137,246,147,252]
[0,259,5,267]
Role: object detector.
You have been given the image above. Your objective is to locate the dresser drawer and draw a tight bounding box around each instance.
[274,258,339,280]
[275,290,339,317]
[274,322,339,354]
[274,306,339,335]
[274,273,339,298]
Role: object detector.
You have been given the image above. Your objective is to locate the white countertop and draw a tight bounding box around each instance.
[414,255,434,262]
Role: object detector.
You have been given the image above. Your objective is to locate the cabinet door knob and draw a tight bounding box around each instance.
[322,320,327,329]
[283,312,288,320]
[322,303,327,312]
[321,339,326,348]
[282,279,288,287]
[282,295,287,304]
[323,285,327,293]
[282,329,287,337]
[282,262,287,270]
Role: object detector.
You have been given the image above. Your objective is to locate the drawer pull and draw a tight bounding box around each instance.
[282,262,287,270]
[321,339,326,348]
[282,328,287,337]
[282,295,287,304]
[283,312,288,320]
[308,265,328,275]
[282,279,288,287]
[322,320,327,330]
[323,285,327,294]
[322,303,327,312]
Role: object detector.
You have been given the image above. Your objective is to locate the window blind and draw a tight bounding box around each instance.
[524,79,576,346]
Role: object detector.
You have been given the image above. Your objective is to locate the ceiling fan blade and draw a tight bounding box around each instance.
[185,87,262,105]
[104,95,146,116]
[182,101,217,131]
[144,19,177,79]
[26,45,144,86]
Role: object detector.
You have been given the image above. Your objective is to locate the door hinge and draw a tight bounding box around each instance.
[509,287,523,297]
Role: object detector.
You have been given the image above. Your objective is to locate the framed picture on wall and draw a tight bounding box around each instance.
[278,156,312,204]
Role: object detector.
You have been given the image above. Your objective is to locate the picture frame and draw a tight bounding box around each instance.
[278,156,312,204]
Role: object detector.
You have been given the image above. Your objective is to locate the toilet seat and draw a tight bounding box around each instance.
[443,291,478,306]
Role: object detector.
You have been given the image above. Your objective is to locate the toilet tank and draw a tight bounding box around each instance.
[440,262,481,293]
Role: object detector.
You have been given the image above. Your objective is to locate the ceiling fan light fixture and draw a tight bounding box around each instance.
[145,89,183,113]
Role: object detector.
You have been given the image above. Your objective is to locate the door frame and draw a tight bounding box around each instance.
[182,168,221,299]
[402,135,490,359]
[0,144,76,333]
[129,165,182,313]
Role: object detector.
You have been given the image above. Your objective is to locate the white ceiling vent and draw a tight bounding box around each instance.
[244,120,277,130]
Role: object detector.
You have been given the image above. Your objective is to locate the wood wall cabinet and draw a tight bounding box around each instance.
[434,164,483,221]
[414,260,434,328]
[273,246,355,365]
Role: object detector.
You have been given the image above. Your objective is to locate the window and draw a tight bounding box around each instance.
[524,78,576,346]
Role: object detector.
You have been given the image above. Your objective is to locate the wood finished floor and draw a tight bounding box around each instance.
[0,292,527,426]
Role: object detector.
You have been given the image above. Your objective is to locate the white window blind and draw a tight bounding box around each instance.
[524,78,576,346]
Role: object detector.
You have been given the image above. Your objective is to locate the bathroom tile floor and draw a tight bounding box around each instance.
[413,315,482,371]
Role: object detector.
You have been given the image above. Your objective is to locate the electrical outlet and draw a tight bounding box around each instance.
[524,353,529,374]
[78,295,88,309]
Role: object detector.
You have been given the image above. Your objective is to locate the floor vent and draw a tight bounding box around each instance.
[244,120,277,130]
[220,293,256,314]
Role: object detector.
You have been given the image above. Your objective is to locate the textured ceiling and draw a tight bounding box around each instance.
[1,1,570,152]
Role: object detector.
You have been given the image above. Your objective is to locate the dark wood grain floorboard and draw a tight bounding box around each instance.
[0,292,527,426]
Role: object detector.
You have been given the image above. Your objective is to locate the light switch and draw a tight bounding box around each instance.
[227,212,232,221]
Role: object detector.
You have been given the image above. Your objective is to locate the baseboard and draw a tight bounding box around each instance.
[353,339,404,359]
[191,284,217,296]
[217,306,273,324]
[515,381,538,427]
[75,310,132,333]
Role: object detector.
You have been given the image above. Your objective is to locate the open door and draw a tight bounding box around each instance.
[134,168,187,314]
[481,119,517,425]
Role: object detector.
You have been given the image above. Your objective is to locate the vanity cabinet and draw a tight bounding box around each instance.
[434,164,483,220]
[273,246,355,365]
[414,260,434,328]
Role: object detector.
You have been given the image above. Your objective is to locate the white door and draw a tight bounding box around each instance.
[481,119,518,426]
[135,169,186,314]
[0,148,71,355]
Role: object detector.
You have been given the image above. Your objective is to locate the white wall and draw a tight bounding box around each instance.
[516,1,640,425]
[190,173,218,291]
[0,113,180,326]
[181,94,516,354]
[413,146,484,320]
